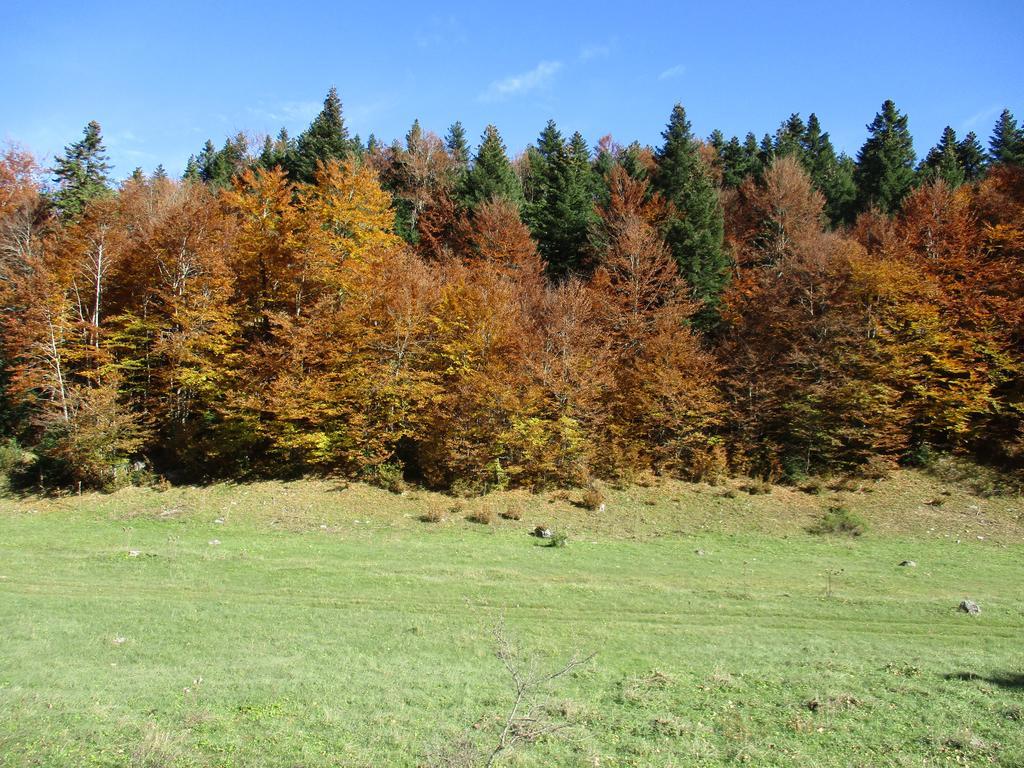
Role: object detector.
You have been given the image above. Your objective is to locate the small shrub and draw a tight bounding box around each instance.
[721,488,738,499]
[467,505,495,525]
[547,530,568,547]
[420,501,446,523]
[741,478,772,495]
[856,455,894,480]
[810,506,867,537]
[691,443,728,485]
[500,500,524,520]
[580,482,606,511]
[800,478,826,495]
[372,462,406,494]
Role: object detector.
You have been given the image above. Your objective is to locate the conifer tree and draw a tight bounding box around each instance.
[52,120,111,217]
[757,134,775,170]
[291,87,352,183]
[525,122,598,277]
[462,125,523,207]
[854,100,916,213]
[743,133,763,178]
[801,114,856,225]
[259,128,293,170]
[920,126,965,188]
[774,113,807,160]
[445,121,469,170]
[989,109,1024,166]
[957,131,987,182]
[653,104,727,323]
[183,155,201,182]
[152,164,168,181]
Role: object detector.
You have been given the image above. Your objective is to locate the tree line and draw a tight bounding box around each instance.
[1,90,1022,490]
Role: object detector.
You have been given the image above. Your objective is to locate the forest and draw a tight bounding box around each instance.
[1,89,1022,492]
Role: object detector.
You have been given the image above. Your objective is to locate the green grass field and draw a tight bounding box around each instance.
[1,471,1022,766]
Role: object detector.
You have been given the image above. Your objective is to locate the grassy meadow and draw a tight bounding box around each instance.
[1,470,1022,766]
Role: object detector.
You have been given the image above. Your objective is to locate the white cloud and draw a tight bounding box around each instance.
[579,41,613,61]
[658,64,686,81]
[961,105,1000,131]
[248,100,321,124]
[480,60,562,102]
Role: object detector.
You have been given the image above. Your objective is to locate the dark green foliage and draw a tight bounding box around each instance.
[152,164,168,181]
[957,132,987,182]
[989,109,1024,166]
[290,87,353,183]
[183,155,201,182]
[198,133,250,187]
[719,135,759,187]
[524,121,599,277]
[811,506,867,537]
[774,113,806,160]
[445,121,470,171]
[259,128,294,170]
[462,124,523,207]
[920,126,966,188]
[854,100,917,213]
[52,120,111,218]
[757,133,775,170]
[619,141,652,182]
[803,114,857,226]
[653,104,728,323]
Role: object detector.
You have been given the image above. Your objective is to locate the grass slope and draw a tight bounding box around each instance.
[0,471,1022,767]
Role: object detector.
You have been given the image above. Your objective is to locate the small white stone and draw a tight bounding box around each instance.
[128,549,141,557]
[213,518,224,524]
[208,539,220,546]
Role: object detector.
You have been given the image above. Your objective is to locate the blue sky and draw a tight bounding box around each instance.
[4,0,1023,177]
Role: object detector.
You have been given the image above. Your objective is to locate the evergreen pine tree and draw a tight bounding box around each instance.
[802,114,857,226]
[989,109,1024,166]
[708,129,727,155]
[757,133,775,171]
[525,123,598,277]
[445,121,470,169]
[653,104,728,324]
[920,126,965,188]
[743,133,763,178]
[957,131,987,182]
[183,155,201,182]
[52,120,111,217]
[291,87,352,183]
[129,167,146,183]
[720,136,754,187]
[854,100,916,213]
[463,125,523,207]
[774,113,807,160]
[152,164,168,181]
[619,141,651,181]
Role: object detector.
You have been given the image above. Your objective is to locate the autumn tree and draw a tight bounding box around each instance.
[592,165,722,476]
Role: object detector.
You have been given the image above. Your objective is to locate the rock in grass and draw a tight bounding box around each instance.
[128,549,141,557]
[533,526,552,539]
[899,560,917,567]
[959,600,981,615]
